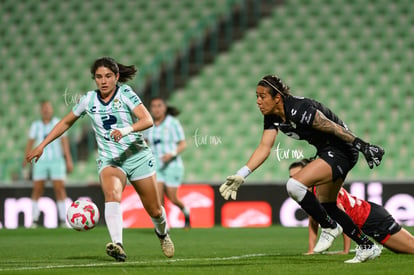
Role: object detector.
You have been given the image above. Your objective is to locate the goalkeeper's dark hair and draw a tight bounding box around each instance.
[258,75,291,98]
[90,57,137,83]
[150,97,181,117]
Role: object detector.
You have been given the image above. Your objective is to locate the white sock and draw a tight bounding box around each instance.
[105,202,123,244]
[57,200,67,222]
[152,206,168,236]
[32,200,40,222]
[182,206,190,217]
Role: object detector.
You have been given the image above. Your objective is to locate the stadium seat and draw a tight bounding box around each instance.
[168,0,414,183]
[2,0,413,183]
[0,0,244,182]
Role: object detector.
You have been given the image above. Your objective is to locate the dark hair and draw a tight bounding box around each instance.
[90,57,137,83]
[39,100,50,105]
[288,158,312,170]
[258,75,291,98]
[150,97,180,117]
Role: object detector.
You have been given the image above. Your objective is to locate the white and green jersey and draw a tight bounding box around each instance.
[29,117,65,162]
[72,84,148,160]
[144,115,185,168]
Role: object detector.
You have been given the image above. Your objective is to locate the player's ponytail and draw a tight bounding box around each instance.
[166,106,180,117]
[117,63,137,83]
[150,97,180,117]
[259,75,291,98]
[90,57,137,83]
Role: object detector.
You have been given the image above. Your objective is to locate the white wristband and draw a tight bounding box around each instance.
[236,165,251,178]
[118,126,133,137]
[170,150,177,157]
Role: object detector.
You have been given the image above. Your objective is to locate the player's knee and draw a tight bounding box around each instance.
[286,178,308,203]
[147,206,163,218]
[104,190,122,202]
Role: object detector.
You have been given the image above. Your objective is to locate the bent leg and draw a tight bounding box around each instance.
[131,174,168,235]
[157,181,166,205]
[165,186,190,228]
[289,159,337,229]
[131,174,162,218]
[384,228,414,254]
[293,159,373,247]
[165,186,185,210]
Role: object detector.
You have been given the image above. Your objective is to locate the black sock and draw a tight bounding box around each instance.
[299,191,336,229]
[321,202,374,247]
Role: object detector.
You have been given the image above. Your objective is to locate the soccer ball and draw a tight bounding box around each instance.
[67,200,100,231]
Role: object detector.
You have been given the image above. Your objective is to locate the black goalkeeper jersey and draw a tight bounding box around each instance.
[264,95,352,151]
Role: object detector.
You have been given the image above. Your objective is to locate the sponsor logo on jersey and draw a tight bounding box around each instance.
[300,111,312,124]
[129,95,140,104]
[89,106,111,114]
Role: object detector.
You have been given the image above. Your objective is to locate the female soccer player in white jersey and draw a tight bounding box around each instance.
[25,57,174,261]
[219,75,385,263]
[146,98,190,228]
[23,100,73,228]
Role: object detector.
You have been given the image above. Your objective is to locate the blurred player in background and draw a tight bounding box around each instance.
[26,57,174,262]
[219,75,385,263]
[146,98,190,229]
[23,100,74,228]
[289,159,414,255]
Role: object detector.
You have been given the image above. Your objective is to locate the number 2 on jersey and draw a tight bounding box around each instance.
[102,115,117,141]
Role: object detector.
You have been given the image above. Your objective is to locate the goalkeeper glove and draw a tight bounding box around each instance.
[219,175,245,200]
[353,137,385,169]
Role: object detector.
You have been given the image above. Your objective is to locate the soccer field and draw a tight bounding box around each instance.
[0,226,412,274]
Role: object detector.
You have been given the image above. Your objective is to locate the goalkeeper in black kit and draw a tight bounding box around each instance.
[219,75,384,263]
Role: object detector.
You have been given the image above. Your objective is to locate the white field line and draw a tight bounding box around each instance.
[0,253,278,272]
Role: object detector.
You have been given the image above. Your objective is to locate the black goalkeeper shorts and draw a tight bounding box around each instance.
[317,145,358,181]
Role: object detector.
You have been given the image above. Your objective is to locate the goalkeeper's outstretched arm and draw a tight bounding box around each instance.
[219,129,277,200]
[245,129,278,173]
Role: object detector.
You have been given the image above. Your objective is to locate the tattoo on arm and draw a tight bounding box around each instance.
[312,110,355,143]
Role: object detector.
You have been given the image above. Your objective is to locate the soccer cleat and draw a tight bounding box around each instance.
[344,244,382,263]
[106,242,127,262]
[30,222,38,229]
[59,221,70,228]
[313,224,343,253]
[155,230,175,258]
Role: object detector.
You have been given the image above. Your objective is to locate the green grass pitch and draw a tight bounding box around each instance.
[0,226,413,274]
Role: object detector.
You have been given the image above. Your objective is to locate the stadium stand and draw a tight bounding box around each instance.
[169,0,414,182]
[0,0,246,182]
[1,0,413,184]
